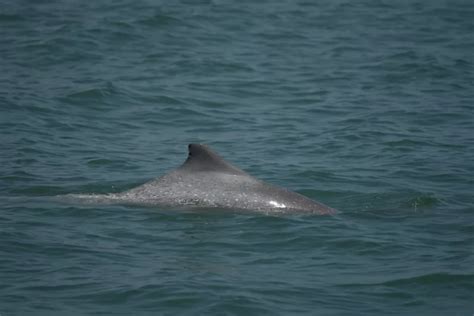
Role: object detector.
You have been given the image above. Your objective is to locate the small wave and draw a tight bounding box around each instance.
[383,139,431,147]
[86,158,115,166]
[10,185,65,196]
[381,272,474,287]
[0,13,24,22]
[339,272,474,289]
[138,13,187,28]
[66,87,113,100]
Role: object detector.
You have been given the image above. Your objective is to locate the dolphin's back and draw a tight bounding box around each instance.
[65,144,335,214]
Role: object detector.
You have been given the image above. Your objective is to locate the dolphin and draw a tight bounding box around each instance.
[68,144,335,214]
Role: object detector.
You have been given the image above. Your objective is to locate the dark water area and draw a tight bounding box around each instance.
[1,0,473,315]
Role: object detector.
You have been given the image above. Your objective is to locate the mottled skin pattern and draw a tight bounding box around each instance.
[69,144,335,215]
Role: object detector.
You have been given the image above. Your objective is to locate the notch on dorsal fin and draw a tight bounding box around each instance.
[178,144,248,175]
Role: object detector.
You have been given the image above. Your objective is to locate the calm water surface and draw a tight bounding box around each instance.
[1,0,473,315]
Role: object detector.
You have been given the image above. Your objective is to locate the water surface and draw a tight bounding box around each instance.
[1,0,473,315]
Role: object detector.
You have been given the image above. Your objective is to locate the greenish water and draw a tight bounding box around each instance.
[1,0,473,315]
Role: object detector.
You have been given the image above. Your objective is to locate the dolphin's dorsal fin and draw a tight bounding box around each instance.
[178,144,248,175]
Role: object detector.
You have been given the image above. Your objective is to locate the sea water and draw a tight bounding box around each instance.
[1,1,473,315]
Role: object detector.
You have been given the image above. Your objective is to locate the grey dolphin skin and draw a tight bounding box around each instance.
[69,144,335,214]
